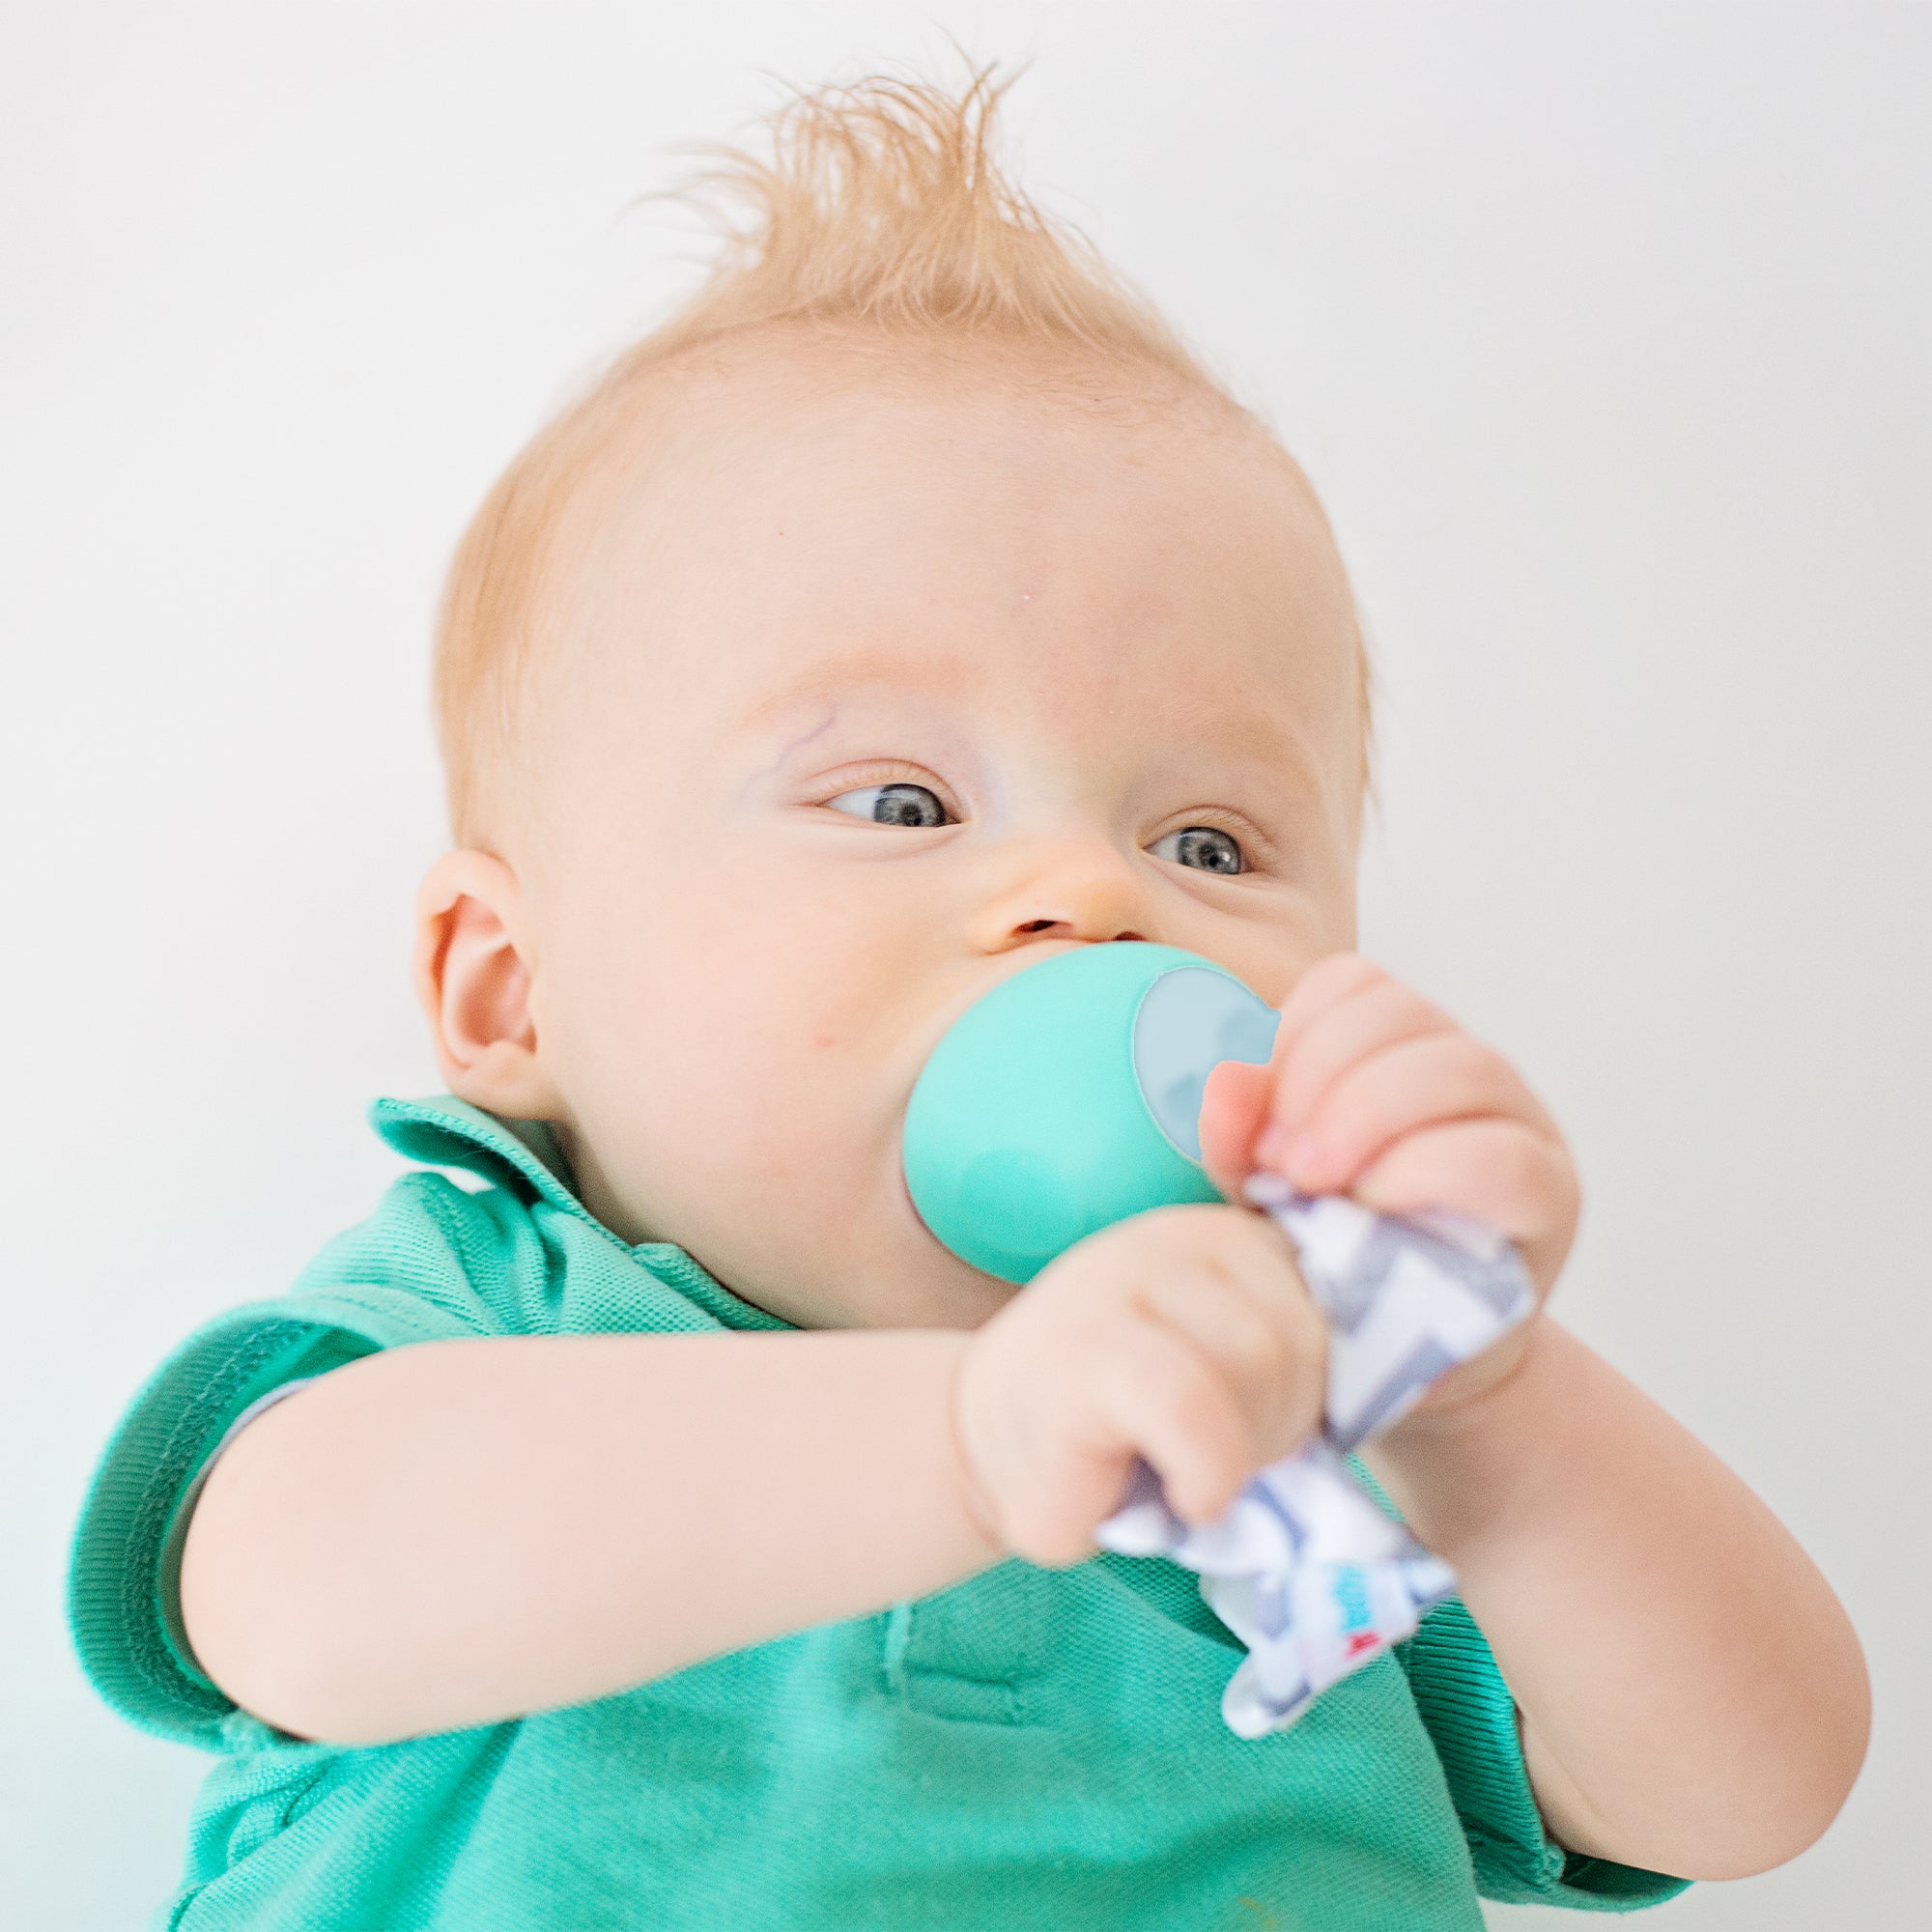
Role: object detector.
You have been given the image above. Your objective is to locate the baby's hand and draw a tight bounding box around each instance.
[951,1204,1326,1566]
[1199,952,1578,1406]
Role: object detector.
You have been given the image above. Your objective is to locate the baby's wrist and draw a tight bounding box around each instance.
[1402,1309,1543,1429]
[945,1341,1013,1562]
[1365,1310,1561,1555]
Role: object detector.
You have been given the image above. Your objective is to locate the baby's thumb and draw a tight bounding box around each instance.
[1197,1057,1272,1203]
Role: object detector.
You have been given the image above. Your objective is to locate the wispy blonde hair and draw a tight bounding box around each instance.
[434,58,1373,845]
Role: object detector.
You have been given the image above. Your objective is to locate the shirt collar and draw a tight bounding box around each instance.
[370,1094,590,1223]
[366,1094,796,1332]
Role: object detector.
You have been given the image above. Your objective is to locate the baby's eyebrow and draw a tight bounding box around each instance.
[733,646,1326,796]
[747,701,843,790]
[733,650,977,739]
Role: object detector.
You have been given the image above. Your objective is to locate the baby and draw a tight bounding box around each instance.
[70,67,1868,1932]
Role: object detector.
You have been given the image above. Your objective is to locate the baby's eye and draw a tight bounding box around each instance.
[824,781,953,828]
[1150,825,1246,875]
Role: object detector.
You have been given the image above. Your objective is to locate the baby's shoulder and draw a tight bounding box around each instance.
[310,1165,533,1277]
[288,1168,550,1343]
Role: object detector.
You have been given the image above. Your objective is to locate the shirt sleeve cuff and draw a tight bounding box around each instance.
[67,1291,460,1750]
[1400,1596,1693,1912]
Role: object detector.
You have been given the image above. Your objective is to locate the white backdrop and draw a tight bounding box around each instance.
[4,5,1926,1926]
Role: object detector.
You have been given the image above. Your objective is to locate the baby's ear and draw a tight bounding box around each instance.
[411,850,565,1120]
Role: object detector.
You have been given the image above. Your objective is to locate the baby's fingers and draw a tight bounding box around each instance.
[1264,975,1458,1142]
[1350,1117,1578,1297]
[1269,952,1387,1062]
[1134,1236,1327,1464]
[1274,1030,1545,1194]
[1094,1313,1256,1528]
[1198,1057,1272,1199]
[1200,956,1436,1195]
[975,1311,1248,1566]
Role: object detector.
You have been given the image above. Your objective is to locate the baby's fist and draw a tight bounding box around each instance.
[1199,953,1580,1305]
[950,1203,1326,1566]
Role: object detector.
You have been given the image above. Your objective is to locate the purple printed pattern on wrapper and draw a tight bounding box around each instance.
[1094,1171,1536,1738]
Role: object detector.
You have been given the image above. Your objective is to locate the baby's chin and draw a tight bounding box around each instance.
[753,1238,1015,1334]
[695,1151,1018,1332]
[859,1157,1021,1331]
[846,1263,1018,1332]
[774,1117,1019,1331]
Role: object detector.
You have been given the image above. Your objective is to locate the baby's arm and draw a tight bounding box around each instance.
[180,1329,1001,1744]
[1199,953,1870,1881]
[181,1196,1322,1750]
[1369,1315,1868,1881]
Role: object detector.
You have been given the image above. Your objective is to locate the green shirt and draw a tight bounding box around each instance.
[68,1094,1690,1931]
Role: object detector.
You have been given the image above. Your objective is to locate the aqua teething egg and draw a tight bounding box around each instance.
[900,942,1281,1283]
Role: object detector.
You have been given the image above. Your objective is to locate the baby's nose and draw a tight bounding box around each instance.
[969,832,1154,954]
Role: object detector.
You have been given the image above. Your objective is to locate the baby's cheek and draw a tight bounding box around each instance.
[638,974,858,1177]
[565,830,954,1262]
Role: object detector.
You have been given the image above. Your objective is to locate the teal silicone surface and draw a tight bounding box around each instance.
[900,943,1279,1283]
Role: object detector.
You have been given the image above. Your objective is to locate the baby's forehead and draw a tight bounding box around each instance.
[600,323,1286,509]
[597,337,1327,611]
[510,326,1364,845]
[590,355,1331,637]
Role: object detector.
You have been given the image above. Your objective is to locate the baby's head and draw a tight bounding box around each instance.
[413,68,1373,1330]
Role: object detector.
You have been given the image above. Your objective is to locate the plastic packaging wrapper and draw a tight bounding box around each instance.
[1095,1170,1536,1737]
